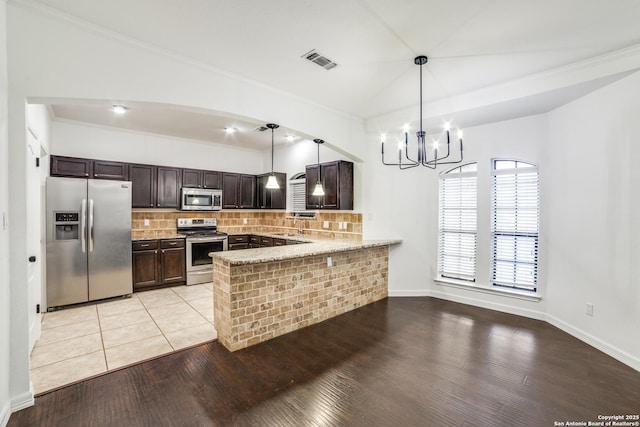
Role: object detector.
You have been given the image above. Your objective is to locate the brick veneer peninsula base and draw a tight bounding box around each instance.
[212,245,389,351]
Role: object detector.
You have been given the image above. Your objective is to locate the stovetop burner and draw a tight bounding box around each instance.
[177,218,226,239]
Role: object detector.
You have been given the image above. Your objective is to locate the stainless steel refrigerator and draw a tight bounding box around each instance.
[46,177,133,309]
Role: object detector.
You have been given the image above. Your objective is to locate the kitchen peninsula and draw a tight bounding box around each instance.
[211,236,400,351]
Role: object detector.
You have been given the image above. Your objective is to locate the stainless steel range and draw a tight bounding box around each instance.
[177,218,228,285]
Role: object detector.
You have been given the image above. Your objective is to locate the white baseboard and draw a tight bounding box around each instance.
[1,400,10,427]
[429,288,547,321]
[10,388,34,413]
[546,314,640,372]
[388,289,430,297]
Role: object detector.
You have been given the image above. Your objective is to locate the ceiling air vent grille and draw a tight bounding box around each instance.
[302,49,338,70]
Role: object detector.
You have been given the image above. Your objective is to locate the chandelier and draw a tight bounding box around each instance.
[381,55,464,169]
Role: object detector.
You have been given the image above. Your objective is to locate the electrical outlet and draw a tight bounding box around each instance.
[586,303,594,316]
[323,221,329,229]
[342,222,348,230]
[243,218,248,225]
[144,218,150,226]
[338,222,343,230]
[327,256,332,267]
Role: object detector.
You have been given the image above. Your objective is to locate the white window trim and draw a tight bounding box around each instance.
[434,276,542,302]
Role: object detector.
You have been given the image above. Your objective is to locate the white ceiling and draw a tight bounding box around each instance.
[37,0,640,149]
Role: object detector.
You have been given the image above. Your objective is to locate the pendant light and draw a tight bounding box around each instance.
[265,123,280,189]
[312,139,325,196]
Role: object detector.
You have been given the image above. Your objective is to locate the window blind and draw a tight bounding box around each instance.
[290,180,307,213]
[438,168,477,281]
[491,161,539,292]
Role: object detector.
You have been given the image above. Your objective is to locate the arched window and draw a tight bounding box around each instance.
[438,163,477,281]
[491,159,539,292]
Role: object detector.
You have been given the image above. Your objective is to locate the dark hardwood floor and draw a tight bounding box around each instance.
[9,297,640,426]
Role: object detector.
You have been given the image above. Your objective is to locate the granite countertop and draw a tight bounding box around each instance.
[211,235,402,265]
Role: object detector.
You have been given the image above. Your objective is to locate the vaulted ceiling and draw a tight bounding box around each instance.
[33,0,640,147]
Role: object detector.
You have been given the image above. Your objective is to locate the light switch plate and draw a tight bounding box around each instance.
[243,218,248,225]
[323,221,329,229]
[144,219,150,226]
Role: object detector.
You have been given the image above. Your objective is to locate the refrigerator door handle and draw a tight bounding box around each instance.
[89,198,94,253]
[81,198,87,253]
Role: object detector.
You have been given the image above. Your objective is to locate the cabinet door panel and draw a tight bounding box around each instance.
[321,162,339,209]
[50,156,92,178]
[157,167,181,208]
[222,173,239,208]
[203,171,222,189]
[129,164,156,208]
[305,165,321,210]
[239,174,256,209]
[132,249,159,290]
[160,247,186,284]
[93,160,128,180]
[182,169,202,188]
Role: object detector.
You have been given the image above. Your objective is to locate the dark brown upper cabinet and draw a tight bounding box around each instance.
[156,166,182,209]
[92,160,128,180]
[306,160,353,210]
[256,172,286,209]
[129,163,156,208]
[222,173,256,209]
[50,156,92,178]
[51,155,128,180]
[203,170,222,189]
[182,169,203,188]
[182,169,222,189]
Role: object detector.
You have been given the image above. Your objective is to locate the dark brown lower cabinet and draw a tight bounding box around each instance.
[159,239,186,285]
[132,238,185,291]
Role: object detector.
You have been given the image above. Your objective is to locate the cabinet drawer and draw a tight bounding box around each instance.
[260,236,273,247]
[228,235,249,244]
[132,240,158,251]
[249,235,260,244]
[161,239,185,249]
[273,238,287,246]
[229,243,249,251]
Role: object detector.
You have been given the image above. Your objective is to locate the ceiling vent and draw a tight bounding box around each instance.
[301,49,338,70]
[253,125,268,132]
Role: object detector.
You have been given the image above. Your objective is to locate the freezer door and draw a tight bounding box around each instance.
[46,177,89,307]
[87,180,133,300]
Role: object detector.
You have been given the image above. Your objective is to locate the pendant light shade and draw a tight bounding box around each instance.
[266,174,279,189]
[312,181,325,196]
[312,139,325,196]
[265,123,280,189]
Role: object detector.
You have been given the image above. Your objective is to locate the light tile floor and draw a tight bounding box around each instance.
[31,283,216,395]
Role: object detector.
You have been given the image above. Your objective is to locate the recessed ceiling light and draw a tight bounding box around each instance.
[225,127,237,134]
[112,105,127,114]
[286,135,295,142]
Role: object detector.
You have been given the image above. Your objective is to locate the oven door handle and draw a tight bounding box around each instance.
[187,237,228,242]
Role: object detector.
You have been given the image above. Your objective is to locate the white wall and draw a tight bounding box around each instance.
[6,1,368,409]
[52,120,265,174]
[545,71,640,369]
[0,0,11,424]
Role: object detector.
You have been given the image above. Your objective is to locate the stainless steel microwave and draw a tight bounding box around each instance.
[180,188,222,211]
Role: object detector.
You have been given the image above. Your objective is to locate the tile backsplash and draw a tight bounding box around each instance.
[131,210,362,240]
